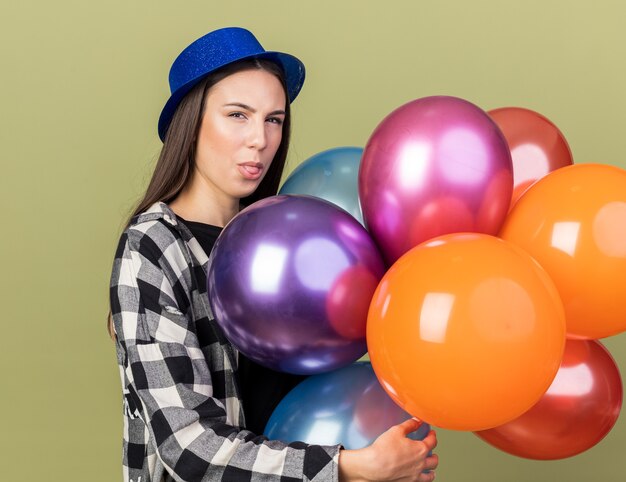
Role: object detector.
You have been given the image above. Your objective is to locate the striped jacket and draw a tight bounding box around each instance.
[110,202,341,481]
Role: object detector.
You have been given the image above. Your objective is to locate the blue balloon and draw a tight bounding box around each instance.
[279,146,364,225]
[264,362,431,449]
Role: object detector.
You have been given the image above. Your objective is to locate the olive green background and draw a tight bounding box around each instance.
[2,1,625,480]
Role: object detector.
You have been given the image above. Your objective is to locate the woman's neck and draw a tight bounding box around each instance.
[169,175,239,227]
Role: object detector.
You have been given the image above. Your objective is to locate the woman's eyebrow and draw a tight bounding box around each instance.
[224,102,285,116]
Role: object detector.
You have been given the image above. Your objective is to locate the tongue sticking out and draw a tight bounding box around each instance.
[242,165,261,175]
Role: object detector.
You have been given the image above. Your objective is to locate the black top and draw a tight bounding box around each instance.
[177,216,306,435]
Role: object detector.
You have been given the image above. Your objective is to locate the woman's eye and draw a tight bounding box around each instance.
[229,112,246,119]
[267,117,284,125]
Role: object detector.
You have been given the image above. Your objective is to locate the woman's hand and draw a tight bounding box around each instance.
[338,418,438,481]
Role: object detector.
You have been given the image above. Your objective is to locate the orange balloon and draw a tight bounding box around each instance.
[488,107,573,208]
[367,233,566,431]
[500,163,626,339]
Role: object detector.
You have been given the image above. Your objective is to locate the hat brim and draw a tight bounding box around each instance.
[158,51,305,141]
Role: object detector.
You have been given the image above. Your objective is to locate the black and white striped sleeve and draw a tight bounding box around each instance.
[111,223,341,482]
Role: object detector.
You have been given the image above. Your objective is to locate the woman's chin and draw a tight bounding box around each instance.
[231,183,263,202]
[219,172,268,202]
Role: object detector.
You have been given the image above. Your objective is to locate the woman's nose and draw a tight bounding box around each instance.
[247,118,267,150]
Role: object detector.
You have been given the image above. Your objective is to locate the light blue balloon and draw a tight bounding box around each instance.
[279,146,364,225]
[264,362,431,449]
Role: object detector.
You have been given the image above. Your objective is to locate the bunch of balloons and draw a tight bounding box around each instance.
[361,98,624,457]
[207,95,625,458]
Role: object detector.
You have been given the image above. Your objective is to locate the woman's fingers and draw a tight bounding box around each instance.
[362,419,439,481]
[418,470,436,482]
[424,453,439,471]
[420,430,438,452]
[394,417,424,435]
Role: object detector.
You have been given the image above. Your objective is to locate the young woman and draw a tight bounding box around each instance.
[109,27,439,482]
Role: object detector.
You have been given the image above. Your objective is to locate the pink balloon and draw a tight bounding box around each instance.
[359,96,513,265]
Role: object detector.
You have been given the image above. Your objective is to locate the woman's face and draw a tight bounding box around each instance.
[194,68,287,201]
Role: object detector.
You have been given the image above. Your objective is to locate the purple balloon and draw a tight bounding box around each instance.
[207,195,385,374]
[359,96,513,265]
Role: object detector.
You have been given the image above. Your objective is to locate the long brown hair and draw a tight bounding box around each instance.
[107,58,293,339]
